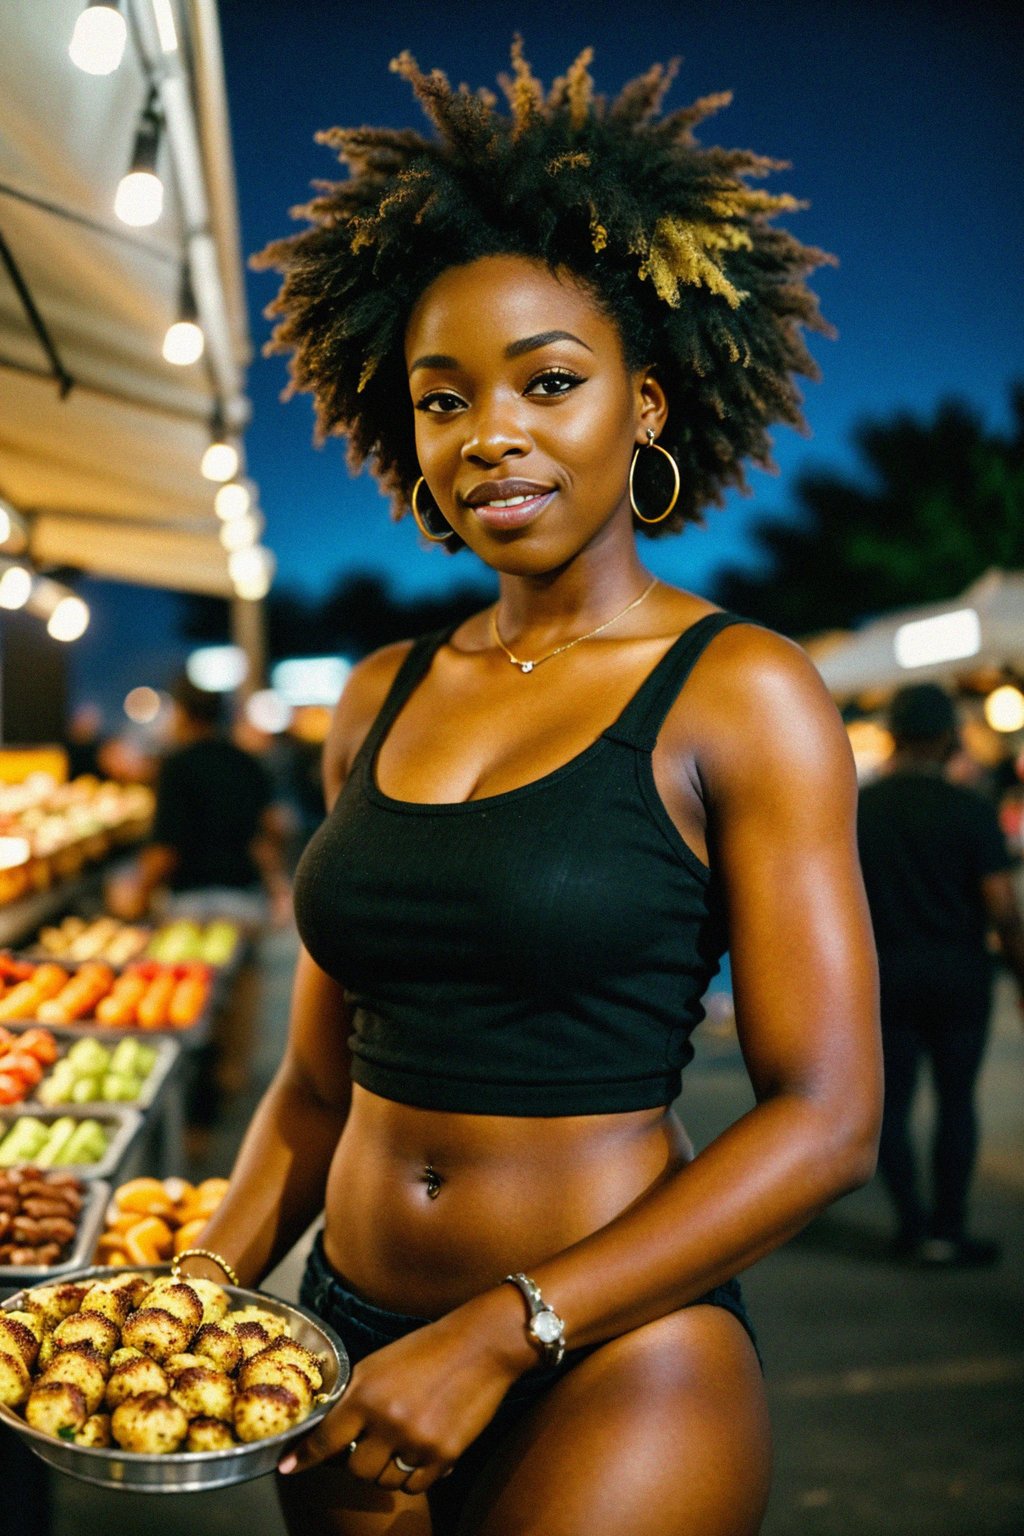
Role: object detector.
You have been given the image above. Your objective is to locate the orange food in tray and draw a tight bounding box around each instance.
[0,961,211,1032]
[94,1176,229,1266]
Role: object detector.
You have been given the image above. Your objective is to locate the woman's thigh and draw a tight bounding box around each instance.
[458,1303,772,1536]
[277,1461,432,1536]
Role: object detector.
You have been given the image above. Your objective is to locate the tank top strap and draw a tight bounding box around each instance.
[357,622,460,762]
[603,610,749,752]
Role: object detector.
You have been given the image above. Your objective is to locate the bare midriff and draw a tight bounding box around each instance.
[322,1084,693,1316]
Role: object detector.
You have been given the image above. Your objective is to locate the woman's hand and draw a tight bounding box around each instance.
[279,1288,534,1494]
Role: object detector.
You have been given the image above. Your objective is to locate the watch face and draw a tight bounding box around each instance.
[532,1310,563,1345]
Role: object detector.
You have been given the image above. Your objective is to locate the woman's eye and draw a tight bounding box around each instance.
[416,390,466,414]
[525,369,584,398]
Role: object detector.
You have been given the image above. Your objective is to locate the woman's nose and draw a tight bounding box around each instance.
[460,398,531,465]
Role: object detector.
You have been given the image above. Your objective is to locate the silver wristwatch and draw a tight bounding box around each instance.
[503,1272,566,1366]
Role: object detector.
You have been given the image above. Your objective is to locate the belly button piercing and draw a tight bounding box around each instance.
[423,1164,442,1200]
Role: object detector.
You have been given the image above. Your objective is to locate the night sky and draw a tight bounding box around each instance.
[74,0,1022,712]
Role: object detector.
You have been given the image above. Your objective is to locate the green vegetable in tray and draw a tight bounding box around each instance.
[33,1116,78,1167]
[57,1119,108,1165]
[0,1115,50,1165]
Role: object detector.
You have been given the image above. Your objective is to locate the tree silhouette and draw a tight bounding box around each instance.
[712,383,1024,635]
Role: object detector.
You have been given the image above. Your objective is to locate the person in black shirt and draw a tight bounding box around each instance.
[857,683,1024,1265]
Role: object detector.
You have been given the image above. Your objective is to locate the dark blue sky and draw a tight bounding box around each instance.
[72,1,1022,716]
[220,0,1023,600]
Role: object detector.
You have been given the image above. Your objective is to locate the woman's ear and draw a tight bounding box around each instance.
[635,371,669,444]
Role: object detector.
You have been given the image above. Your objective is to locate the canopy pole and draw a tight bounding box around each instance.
[230,594,266,704]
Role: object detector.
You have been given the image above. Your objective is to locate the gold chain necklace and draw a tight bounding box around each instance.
[490,577,660,675]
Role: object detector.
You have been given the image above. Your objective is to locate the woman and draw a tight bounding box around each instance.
[185,45,881,1535]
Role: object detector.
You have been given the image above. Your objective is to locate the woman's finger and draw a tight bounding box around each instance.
[278,1416,362,1476]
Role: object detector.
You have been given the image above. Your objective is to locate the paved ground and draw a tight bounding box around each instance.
[26,926,1024,1534]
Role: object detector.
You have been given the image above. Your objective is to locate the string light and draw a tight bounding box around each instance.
[69,2,126,75]
[163,265,204,365]
[201,409,239,482]
[219,512,262,551]
[229,546,274,601]
[214,481,251,521]
[47,595,90,642]
[985,685,1024,734]
[115,92,164,227]
[0,566,32,610]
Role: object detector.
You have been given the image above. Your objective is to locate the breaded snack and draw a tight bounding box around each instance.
[121,1307,193,1362]
[0,1314,39,1370]
[238,1356,312,1413]
[4,1310,43,1345]
[232,1383,302,1443]
[105,1356,169,1410]
[104,1272,151,1308]
[169,1364,235,1422]
[109,1346,144,1369]
[39,1351,107,1416]
[191,1323,242,1375]
[26,1380,88,1437]
[226,1306,287,1341]
[163,1352,206,1374]
[0,1348,31,1409]
[227,1321,270,1361]
[146,1283,202,1334]
[186,1415,236,1452]
[148,1274,229,1326]
[52,1311,120,1358]
[24,1282,89,1330]
[80,1284,133,1327]
[110,1392,189,1454]
[75,1412,112,1447]
[255,1338,324,1393]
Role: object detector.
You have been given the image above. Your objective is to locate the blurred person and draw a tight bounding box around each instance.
[180,46,882,1536]
[63,701,104,779]
[857,682,1024,1266]
[108,675,292,1124]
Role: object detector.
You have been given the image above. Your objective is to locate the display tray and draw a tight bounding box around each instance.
[0,1179,110,1284]
[0,1105,143,1181]
[1,1004,214,1049]
[6,1029,182,1113]
[0,1265,350,1492]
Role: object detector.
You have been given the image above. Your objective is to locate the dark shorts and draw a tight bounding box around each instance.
[299,1229,762,1527]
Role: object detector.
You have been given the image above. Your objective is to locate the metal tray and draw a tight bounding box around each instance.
[0,1178,110,1284]
[7,1027,181,1113]
[0,1264,350,1492]
[0,1105,143,1181]
[1,1004,214,1049]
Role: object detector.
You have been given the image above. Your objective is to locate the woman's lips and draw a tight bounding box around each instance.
[469,490,556,530]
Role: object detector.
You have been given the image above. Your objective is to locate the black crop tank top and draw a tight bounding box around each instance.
[293,610,747,1115]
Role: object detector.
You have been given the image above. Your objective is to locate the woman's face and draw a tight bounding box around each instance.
[404,254,666,574]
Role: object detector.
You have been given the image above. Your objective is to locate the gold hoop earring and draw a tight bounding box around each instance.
[410,476,454,542]
[629,429,680,525]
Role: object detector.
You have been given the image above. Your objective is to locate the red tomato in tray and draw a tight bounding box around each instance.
[14,1027,60,1065]
[0,1052,44,1088]
[0,1072,25,1104]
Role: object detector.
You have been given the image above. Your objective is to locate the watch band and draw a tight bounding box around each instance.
[503,1272,566,1366]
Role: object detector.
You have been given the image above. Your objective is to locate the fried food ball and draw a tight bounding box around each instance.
[80,1284,133,1327]
[227,1306,287,1340]
[24,1282,89,1330]
[39,1350,107,1416]
[121,1307,193,1362]
[0,1314,39,1369]
[75,1412,112,1448]
[53,1311,120,1358]
[4,1309,43,1345]
[110,1392,189,1454]
[232,1383,302,1443]
[164,1352,206,1374]
[0,1348,30,1409]
[104,1272,151,1308]
[26,1380,88,1437]
[238,1356,312,1412]
[105,1355,169,1410]
[227,1321,270,1361]
[255,1339,324,1392]
[144,1283,202,1334]
[147,1276,229,1326]
[169,1364,235,1422]
[35,1333,57,1372]
[186,1416,237,1452]
[109,1346,144,1368]
[191,1323,242,1376]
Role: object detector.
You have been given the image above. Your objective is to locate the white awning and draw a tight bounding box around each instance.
[812,569,1024,700]
[0,0,261,598]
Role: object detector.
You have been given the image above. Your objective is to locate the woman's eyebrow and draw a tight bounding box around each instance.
[409,330,593,374]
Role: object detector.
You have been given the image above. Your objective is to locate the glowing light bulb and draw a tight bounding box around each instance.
[202,439,239,482]
[115,169,163,227]
[215,481,251,521]
[69,3,126,75]
[163,319,204,365]
[229,546,274,601]
[219,513,261,551]
[984,685,1024,734]
[0,566,32,610]
[47,596,90,642]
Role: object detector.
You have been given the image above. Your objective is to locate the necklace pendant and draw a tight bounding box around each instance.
[519,660,534,674]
